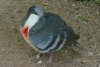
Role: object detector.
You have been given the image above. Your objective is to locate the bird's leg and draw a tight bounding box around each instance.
[35,52,43,64]
[74,40,83,50]
[48,53,53,63]
[35,52,54,63]
[36,52,41,60]
[48,56,52,63]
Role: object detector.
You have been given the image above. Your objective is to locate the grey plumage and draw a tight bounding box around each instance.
[21,5,80,53]
[28,12,77,53]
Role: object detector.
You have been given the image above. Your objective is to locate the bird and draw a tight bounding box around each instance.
[20,5,80,61]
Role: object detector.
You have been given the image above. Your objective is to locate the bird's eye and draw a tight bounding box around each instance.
[34,11,37,14]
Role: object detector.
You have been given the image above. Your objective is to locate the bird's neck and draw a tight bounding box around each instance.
[21,14,40,39]
[24,14,40,30]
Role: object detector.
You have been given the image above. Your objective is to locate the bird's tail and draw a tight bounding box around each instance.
[73,40,83,50]
[70,33,83,49]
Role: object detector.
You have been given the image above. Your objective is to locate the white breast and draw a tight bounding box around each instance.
[24,14,40,30]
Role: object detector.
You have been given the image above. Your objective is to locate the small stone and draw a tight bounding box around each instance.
[88,52,93,56]
[72,3,76,7]
[77,58,80,62]
[82,60,90,63]
[41,65,46,67]
[97,29,100,32]
[20,61,23,64]
[97,64,100,67]
[37,60,42,64]
[9,61,13,64]
[96,12,99,15]
[2,48,4,51]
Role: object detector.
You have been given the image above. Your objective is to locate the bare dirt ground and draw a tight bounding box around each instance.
[0,0,100,67]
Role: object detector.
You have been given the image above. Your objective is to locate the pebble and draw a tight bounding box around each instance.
[82,60,90,63]
[99,65,100,67]
[1,48,4,51]
[72,3,76,7]
[88,52,93,56]
[37,60,42,64]
[9,61,13,64]
[96,12,99,15]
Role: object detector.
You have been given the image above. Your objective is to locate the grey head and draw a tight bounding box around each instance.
[27,5,44,17]
[21,5,44,30]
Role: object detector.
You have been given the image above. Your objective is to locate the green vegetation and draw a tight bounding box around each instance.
[94,0,100,4]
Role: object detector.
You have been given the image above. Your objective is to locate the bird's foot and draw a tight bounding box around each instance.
[35,53,43,64]
[48,53,54,63]
[48,56,52,63]
[35,53,54,64]
[35,53,41,60]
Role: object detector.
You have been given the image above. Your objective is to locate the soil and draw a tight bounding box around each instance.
[0,0,100,67]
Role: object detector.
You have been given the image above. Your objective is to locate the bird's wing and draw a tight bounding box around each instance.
[29,29,54,50]
[29,28,68,52]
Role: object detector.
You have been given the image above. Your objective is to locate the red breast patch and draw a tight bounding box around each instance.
[22,26,29,39]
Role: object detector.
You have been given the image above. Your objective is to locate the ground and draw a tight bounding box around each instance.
[0,0,100,67]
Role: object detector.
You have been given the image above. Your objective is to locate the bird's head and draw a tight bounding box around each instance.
[27,5,44,17]
[21,5,43,40]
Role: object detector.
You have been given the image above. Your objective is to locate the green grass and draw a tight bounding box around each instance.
[94,0,100,4]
